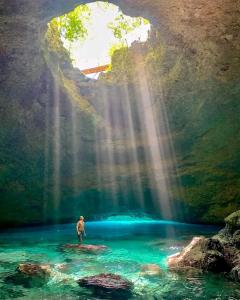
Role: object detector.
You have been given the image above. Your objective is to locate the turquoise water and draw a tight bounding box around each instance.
[0,221,239,299]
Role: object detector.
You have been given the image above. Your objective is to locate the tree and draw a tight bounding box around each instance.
[108,13,149,46]
[55,5,91,42]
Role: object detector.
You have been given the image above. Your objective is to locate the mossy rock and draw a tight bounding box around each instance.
[225,210,240,230]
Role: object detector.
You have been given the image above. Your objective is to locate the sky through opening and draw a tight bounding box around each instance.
[55,2,151,78]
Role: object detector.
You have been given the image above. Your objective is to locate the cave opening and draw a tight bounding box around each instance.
[48,1,151,79]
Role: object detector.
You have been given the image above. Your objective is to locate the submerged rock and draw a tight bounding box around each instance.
[17,263,51,276]
[140,264,163,277]
[77,273,133,298]
[62,244,108,254]
[5,263,51,288]
[168,210,240,281]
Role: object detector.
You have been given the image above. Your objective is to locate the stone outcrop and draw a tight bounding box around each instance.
[168,210,240,281]
[77,273,133,298]
[0,0,239,226]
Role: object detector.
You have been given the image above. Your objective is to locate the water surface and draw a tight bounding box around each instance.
[0,221,239,299]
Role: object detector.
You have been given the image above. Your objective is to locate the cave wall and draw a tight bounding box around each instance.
[0,0,239,227]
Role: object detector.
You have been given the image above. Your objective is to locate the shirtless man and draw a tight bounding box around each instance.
[76,216,86,244]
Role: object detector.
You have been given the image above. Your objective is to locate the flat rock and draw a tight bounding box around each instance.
[62,244,108,254]
[78,273,133,298]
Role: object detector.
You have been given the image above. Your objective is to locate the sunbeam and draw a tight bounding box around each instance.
[52,78,61,221]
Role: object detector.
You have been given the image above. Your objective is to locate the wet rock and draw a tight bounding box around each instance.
[140,264,163,277]
[62,244,108,254]
[168,211,240,281]
[17,263,51,276]
[168,236,229,273]
[77,273,133,298]
[5,263,51,288]
[168,237,205,269]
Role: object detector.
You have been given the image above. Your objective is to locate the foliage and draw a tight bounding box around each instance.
[108,42,127,57]
[55,5,91,42]
[108,13,149,45]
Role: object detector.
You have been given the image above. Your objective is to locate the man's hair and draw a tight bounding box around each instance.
[80,216,84,220]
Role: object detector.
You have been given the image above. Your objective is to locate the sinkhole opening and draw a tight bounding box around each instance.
[48,1,151,79]
[44,2,179,222]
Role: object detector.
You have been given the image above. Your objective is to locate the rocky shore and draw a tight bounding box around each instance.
[168,210,240,281]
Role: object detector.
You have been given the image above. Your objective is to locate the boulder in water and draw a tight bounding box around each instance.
[168,237,228,273]
[17,263,51,276]
[77,273,133,298]
[168,210,240,282]
[5,263,51,288]
[62,244,108,254]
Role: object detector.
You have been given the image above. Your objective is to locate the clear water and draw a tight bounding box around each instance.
[0,221,239,299]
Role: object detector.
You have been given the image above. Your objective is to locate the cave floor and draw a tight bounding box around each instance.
[0,221,239,299]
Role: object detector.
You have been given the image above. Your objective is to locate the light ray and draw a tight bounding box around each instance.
[53,78,61,221]
[134,55,173,220]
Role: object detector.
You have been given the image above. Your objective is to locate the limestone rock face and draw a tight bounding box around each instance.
[0,0,239,226]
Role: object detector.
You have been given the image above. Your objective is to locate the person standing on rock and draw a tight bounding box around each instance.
[76,216,86,244]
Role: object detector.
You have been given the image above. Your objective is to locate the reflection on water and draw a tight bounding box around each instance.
[0,221,239,299]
